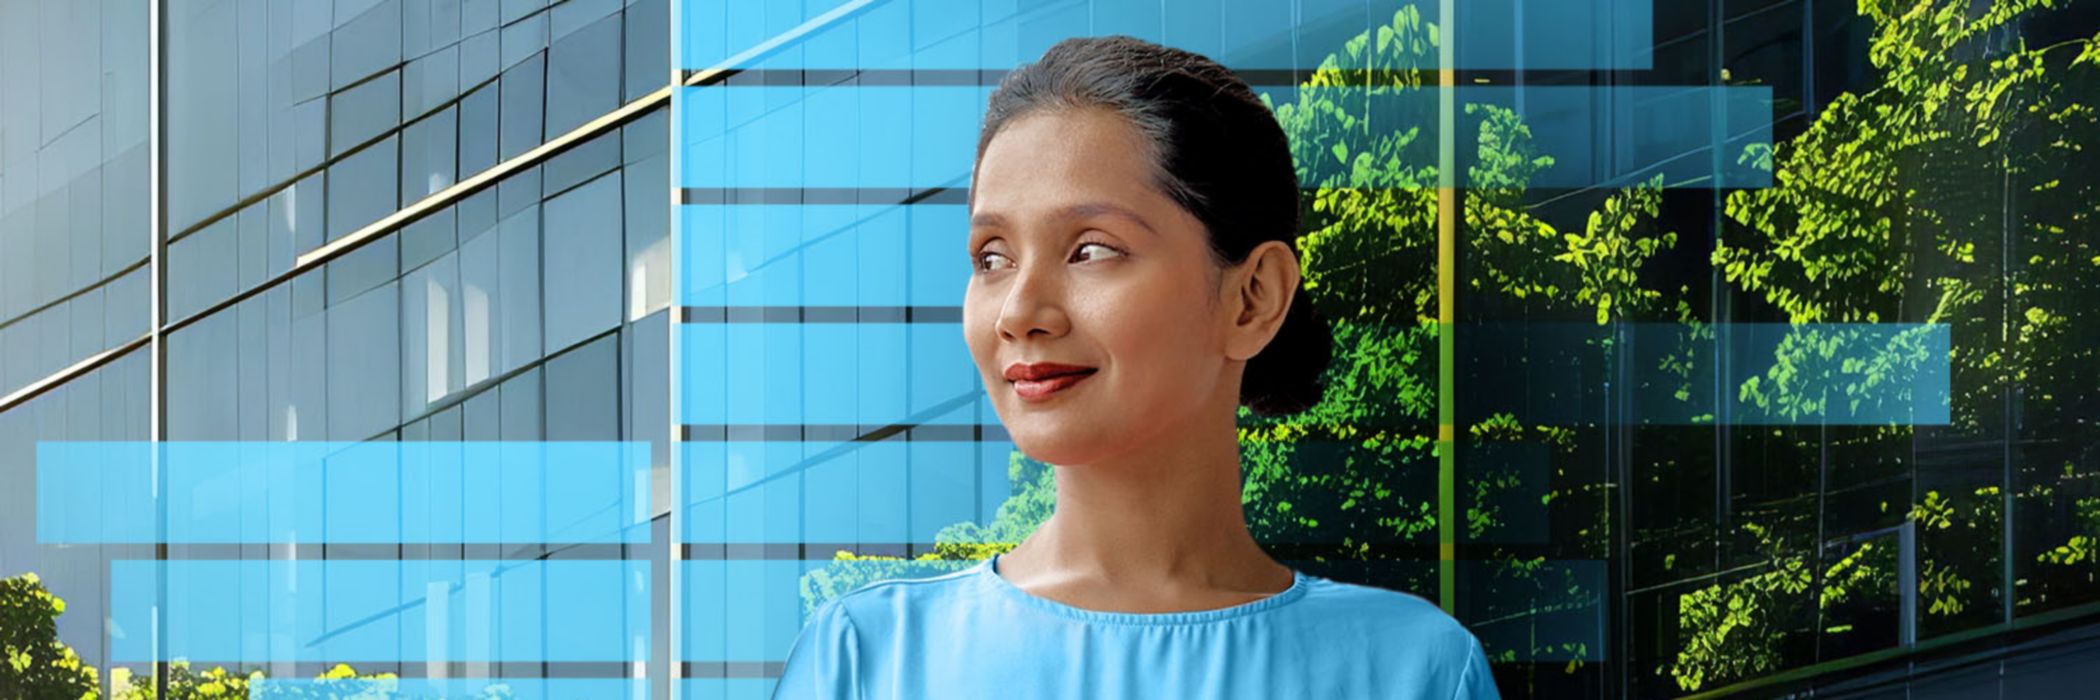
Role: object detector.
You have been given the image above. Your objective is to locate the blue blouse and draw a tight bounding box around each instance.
[773,553,1501,699]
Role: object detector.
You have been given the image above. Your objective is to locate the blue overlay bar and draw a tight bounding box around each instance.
[37,441,651,544]
[679,204,968,308]
[678,86,1771,190]
[110,560,650,663]
[678,0,1653,73]
[1459,323,1952,425]
[678,323,980,426]
[682,437,1015,543]
[678,85,989,190]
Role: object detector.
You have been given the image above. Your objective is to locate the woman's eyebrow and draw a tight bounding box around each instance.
[968,202,1156,236]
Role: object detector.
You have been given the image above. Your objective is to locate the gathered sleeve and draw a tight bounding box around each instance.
[771,598,862,700]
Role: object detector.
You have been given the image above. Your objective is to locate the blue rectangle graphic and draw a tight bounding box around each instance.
[1255,85,1773,190]
[1458,322,1952,426]
[110,559,650,663]
[678,0,1654,72]
[678,84,990,190]
[37,441,652,544]
[682,437,1015,543]
[679,204,968,308]
[678,323,982,427]
[678,85,1771,190]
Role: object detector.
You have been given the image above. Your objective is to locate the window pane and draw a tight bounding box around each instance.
[167,0,239,231]
[544,129,619,198]
[167,217,237,321]
[546,332,619,441]
[545,11,620,137]
[327,280,401,440]
[458,80,499,176]
[401,205,458,272]
[403,250,464,416]
[330,0,402,90]
[326,134,401,242]
[401,105,459,203]
[624,152,669,320]
[498,52,546,161]
[329,68,400,157]
[622,0,667,101]
[542,171,622,352]
[403,44,461,120]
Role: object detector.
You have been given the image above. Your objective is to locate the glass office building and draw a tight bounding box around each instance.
[2,0,2096,698]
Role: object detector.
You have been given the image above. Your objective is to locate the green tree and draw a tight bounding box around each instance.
[0,573,98,700]
[1671,0,2100,690]
[109,661,513,700]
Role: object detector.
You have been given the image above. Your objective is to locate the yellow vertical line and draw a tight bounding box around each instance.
[1436,0,1458,616]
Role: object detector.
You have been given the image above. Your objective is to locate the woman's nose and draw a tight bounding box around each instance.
[996,261,1069,341]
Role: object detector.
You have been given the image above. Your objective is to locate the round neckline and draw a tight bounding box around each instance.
[981,552,1312,626]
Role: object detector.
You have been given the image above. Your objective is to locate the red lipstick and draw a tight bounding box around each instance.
[1002,362,1098,401]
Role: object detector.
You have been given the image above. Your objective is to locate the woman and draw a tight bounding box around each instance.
[774,35,1498,699]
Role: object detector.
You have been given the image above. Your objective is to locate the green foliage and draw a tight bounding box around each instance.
[0,573,98,700]
[1664,525,1895,692]
[1271,5,1440,327]
[2037,496,2100,566]
[1551,176,1674,325]
[1717,0,2099,430]
[1679,0,2100,684]
[1736,323,1944,422]
[109,662,511,700]
[1909,487,2002,625]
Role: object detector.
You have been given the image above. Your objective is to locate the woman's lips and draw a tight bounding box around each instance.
[1010,368,1097,401]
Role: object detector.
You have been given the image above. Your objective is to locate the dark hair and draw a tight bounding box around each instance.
[970,35,1333,417]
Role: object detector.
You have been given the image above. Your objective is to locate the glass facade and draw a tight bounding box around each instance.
[1,0,2096,698]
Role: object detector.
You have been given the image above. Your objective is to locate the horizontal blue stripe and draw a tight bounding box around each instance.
[111,560,650,663]
[682,438,1015,543]
[1309,85,1770,189]
[1460,323,1951,425]
[678,323,982,426]
[678,85,988,190]
[37,442,651,544]
[250,679,647,699]
[679,204,968,308]
[678,0,1653,72]
[678,85,1770,190]
[681,679,782,699]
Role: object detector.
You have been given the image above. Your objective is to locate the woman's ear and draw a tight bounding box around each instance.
[1222,240,1301,363]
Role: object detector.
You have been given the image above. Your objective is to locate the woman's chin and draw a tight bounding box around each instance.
[1005,426,1114,467]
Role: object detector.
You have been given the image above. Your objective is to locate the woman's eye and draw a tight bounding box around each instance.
[1072,242,1123,263]
[973,243,1117,271]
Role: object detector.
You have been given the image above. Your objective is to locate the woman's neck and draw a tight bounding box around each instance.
[997,399,1293,603]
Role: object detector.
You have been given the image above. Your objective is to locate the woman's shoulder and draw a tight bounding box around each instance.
[1294,575,1484,648]
[811,561,992,627]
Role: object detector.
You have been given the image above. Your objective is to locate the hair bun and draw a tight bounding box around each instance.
[1241,286,1333,417]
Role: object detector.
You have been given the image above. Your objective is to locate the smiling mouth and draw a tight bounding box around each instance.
[1011,368,1097,401]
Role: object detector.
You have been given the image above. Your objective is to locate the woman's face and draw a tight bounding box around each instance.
[964,107,1237,466]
